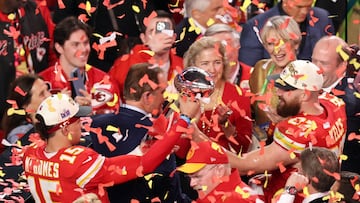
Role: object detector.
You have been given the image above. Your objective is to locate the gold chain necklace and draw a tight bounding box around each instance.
[200,88,222,134]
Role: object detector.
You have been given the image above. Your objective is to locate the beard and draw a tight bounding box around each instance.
[276,97,301,118]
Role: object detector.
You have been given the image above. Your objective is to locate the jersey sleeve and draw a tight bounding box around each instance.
[273,117,317,156]
[86,119,190,186]
[58,146,106,188]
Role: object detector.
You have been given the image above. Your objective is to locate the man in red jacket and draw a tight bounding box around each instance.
[178,141,262,203]
[109,10,183,101]
[40,17,120,115]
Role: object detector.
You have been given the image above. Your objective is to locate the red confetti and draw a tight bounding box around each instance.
[98,181,114,196]
[92,39,117,60]
[348,132,360,141]
[136,165,144,177]
[311,176,319,183]
[141,0,147,9]
[14,86,27,96]
[151,197,161,202]
[279,17,291,30]
[138,74,158,90]
[323,169,340,180]
[143,11,157,27]
[3,26,20,39]
[130,88,137,94]
[259,140,265,155]
[57,0,65,9]
[78,2,96,14]
[78,14,89,22]
[309,10,319,27]
[103,0,124,9]
[276,162,286,173]
[117,14,126,19]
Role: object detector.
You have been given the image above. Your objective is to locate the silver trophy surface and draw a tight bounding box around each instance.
[174,67,215,98]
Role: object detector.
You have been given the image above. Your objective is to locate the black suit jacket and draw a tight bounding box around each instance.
[175,17,202,57]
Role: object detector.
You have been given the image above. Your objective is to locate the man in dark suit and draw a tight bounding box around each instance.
[312,36,360,174]
[90,63,200,202]
[277,147,339,203]
[239,0,335,67]
[174,0,225,57]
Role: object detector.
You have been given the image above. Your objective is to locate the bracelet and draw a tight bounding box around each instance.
[180,114,192,125]
[284,186,297,195]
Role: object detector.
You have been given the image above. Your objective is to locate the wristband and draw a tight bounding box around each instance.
[180,114,192,125]
[285,186,297,195]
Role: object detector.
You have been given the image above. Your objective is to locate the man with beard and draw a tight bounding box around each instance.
[226,60,347,203]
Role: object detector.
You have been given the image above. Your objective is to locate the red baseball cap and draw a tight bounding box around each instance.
[177,141,229,174]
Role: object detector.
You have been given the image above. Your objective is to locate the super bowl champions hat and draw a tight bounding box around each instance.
[36,93,91,131]
[267,60,324,91]
[177,141,229,174]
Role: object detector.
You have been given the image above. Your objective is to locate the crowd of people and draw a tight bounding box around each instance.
[0,0,359,202]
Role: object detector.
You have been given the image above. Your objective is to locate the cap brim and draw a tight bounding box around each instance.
[267,74,297,91]
[74,105,92,117]
[177,163,206,174]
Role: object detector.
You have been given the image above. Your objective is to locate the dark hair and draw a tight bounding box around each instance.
[301,147,340,192]
[34,114,55,140]
[1,74,42,136]
[53,16,92,57]
[139,10,175,33]
[123,63,162,101]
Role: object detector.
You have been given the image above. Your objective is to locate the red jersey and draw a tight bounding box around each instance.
[23,119,189,203]
[263,93,347,203]
[274,93,346,156]
[197,171,261,203]
[40,62,120,114]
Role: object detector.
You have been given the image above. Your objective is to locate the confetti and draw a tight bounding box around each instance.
[143,11,157,27]
[132,5,140,13]
[57,0,65,9]
[3,26,20,39]
[7,108,26,116]
[14,86,27,96]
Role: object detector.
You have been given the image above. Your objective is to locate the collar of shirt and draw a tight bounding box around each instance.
[229,63,240,83]
[121,103,152,119]
[54,61,89,84]
[323,76,345,93]
[303,192,329,203]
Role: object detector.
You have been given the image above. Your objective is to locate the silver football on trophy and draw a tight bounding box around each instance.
[174,67,215,98]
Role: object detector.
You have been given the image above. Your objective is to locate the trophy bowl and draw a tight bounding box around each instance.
[174,67,215,98]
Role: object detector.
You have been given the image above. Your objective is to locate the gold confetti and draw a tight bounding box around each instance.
[106,125,119,132]
[107,93,119,107]
[8,13,15,20]
[132,5,140,13]
[206,18,215,27]
[67,133,73,140]
[339,154,348,161]
[7,108,26,116]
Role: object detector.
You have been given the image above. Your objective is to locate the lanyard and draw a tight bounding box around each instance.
[260,63,276,95]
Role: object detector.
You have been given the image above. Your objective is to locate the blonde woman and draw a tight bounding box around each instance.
[249,15,302,140]
[184,37,252,153]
